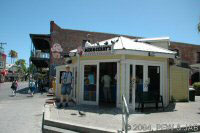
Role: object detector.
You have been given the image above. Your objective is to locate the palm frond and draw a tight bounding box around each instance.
[198,22,200,32]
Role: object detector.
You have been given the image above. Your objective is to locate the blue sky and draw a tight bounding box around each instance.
[0,0,200,66]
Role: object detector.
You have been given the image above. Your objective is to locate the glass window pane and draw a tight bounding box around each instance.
[129,65,133,103]
[135,65,143,102]
[84,65,97,101]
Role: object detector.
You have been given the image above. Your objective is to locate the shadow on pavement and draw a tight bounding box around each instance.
[16,87,30,94]
[27,95,34,97]
[55,103,123,115]
[136,102,177,114]
[53,102,177,115]
[16,87,47,95]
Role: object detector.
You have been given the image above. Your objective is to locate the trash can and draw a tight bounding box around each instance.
[189,88,195,101]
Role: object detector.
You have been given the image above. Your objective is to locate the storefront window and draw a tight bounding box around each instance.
[135,65,143,102]
[84,65,97,101]
[129,65,133,103]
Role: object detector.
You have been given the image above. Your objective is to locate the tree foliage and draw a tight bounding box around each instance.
[9,50,18,58]
[27,63,37,74]
[15,59,27,74]
[9,50,18,63]
[198,22,200,32]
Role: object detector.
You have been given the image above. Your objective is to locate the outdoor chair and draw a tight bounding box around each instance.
[138,92,164,112]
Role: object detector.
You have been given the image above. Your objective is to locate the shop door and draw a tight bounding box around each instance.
[82,64,99,105]
[128,64,144,109]
[148,66,160,95]
[127,62,162,110]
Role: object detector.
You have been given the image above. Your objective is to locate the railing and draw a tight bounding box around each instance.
[122,94,129,133]
[31,51,50,59]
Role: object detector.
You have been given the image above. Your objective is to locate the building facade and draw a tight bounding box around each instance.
[30,21,200,84]
[55,36,189,109]
[170,42,200,84]
[0,44,7,82]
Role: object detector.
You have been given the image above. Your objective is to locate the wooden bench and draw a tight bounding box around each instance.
[137,92,164,112]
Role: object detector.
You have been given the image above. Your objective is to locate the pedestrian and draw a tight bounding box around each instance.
[29,80,36,96]
[11,80,18,96]
[101,74,112,102]
[88,71,95,84]
[52,77,56,95]
[38,78,44,94]
[58,65,73,108]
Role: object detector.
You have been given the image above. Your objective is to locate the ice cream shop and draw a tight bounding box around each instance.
[55,36,188,110]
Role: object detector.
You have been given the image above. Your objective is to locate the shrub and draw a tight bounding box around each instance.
[192,82,200,96]
[193,82,200,90]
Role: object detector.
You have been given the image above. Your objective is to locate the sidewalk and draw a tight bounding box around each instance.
[44,96,200,132]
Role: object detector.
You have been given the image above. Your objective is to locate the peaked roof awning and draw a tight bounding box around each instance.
[70,36,176,58]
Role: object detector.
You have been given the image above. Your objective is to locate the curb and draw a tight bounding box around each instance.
[43,125,78,133]
[44,119,116,133]
[44,105,200,133]
[44,104,116,133]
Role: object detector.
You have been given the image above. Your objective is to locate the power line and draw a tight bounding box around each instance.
[0,42,7,47]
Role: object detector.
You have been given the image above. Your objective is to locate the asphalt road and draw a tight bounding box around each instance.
[0,82,48,133]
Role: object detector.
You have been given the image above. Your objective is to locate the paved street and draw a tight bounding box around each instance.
[45,96,200,132]
[0,82,48,133]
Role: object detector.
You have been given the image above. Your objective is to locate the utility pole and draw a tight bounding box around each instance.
[0,42,7,53]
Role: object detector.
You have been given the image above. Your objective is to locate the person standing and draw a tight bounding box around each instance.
[11,80,18,96]
[88,71,95,84]
[59,65,73,108]
[38,78,44,94]
[101,74,112,102]
[29,80,36,96]
[51,77,56,95]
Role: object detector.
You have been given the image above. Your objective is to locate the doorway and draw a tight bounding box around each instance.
[148,66,160,95]
[127,62,162,109]
[99,62,117,107]
[82,64,99,105]
[135,65,144,103]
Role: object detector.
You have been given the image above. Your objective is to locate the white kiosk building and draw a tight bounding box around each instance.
[56,36,188,111]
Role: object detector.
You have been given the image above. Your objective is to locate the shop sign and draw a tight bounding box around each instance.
[83,45,112,56]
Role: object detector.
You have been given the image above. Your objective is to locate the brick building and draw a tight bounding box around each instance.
[30,21,200,84]
[49,21,141,76]
[170,42,200,84]
[0,44,7,82]
[170,42,200,65]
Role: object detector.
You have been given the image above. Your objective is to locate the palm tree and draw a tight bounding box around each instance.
[9,50,18,63]
[198,22,200,32]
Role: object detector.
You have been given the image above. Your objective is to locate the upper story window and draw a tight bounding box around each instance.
[197,52,200,63]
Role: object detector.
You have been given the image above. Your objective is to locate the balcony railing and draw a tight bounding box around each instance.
[31,50,50,59]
